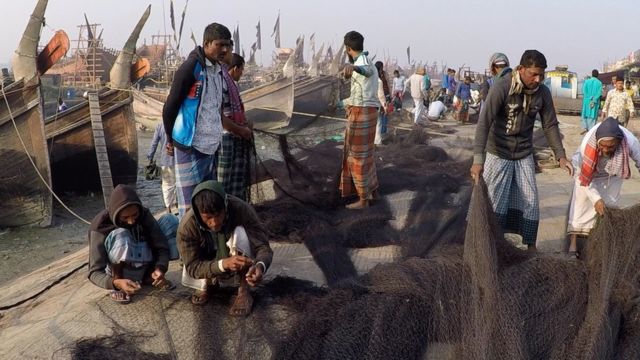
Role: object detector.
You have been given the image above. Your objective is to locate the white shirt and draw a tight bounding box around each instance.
[344,53,379,108]
[404,74,425,99]
[428,101,446,118]
[572,123,640,202]
[392,76,405,92]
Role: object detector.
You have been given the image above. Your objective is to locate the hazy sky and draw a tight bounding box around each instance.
[3,0,636,77]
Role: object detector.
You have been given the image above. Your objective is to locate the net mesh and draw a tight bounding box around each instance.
[63,120,640,359]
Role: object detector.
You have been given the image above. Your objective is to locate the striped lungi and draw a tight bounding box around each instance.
[175,147,217,217]
[216,133,251,201]
[483,152,539,245]
[340,106,379,199]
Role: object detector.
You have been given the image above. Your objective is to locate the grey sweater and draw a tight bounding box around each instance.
[473,73,566,164]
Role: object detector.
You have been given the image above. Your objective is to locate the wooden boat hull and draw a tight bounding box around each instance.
[0,77,53,227]
[45,89,138,193]
[132,89,164,128]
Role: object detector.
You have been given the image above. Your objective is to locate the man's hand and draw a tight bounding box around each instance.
[470,164,483,185]
[222,255,253,273]
[166,142,174,156]
[558,157,574,176]
[151,267,165,287]
[594,199,605,216]
[245,264,264,287]
[236,126,252,140]
[113,279,141,295]
[343,64,354,79]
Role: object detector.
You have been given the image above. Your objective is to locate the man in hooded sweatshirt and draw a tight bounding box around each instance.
[162,23,251,217]
[88,184,180,303]
[177,180,273,316]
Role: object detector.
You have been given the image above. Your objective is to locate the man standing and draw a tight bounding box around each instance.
[147,123,176,214]
[580,70,603,134]
[218,53,253,201]
[455,76,472,124]
[480,53,512,102]
[392,70,405,112]
[471,50,573,250]
[163,23,250,217]
[374,61,390,145]
[404,67,426,124]
[178,180,273,315]
[602,72,635,127]
[567,117,640,256]
[422,66,432,108]
[341,30,379,209]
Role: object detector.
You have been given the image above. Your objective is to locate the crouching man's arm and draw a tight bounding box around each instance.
[243,206,274,287]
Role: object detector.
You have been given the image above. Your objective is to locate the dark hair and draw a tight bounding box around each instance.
[343,31,364,52]
[592,69,599,78]
[393,70,399,75]
[203,23,231,45]
[519,49,547,69]
[375,61,384,71]
[193,189,226,215]
[230,53,245,69]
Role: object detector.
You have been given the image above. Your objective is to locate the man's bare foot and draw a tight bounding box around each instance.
[346,199,369,209]
[110,290,131,304]
[191,289,209,305]
[229,288,253,317]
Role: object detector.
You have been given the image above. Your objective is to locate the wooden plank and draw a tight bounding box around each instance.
[88,93,114,207]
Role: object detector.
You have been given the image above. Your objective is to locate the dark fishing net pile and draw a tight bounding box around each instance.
[61,124,640,359]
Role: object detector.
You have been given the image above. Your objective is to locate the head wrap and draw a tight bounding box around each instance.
[489,52,509,68]
[596,117,624,143]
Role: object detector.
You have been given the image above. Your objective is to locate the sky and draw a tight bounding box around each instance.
[2,0,637,77]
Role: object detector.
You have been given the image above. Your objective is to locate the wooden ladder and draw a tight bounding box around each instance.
[88,92,114,207]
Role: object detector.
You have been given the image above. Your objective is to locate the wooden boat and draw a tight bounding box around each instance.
[45,89,137,192]
[132,88,164,128]
[44,6,150,193]
[0,0,53,227]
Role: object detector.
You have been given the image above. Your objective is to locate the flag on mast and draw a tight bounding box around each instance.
[256,20,262,50]
[271,12,281,48]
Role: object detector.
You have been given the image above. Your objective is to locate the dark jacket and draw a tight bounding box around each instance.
[162,47,207,146]
[88,185,170,289]
[473,72,566,164]
[177,182,273,280]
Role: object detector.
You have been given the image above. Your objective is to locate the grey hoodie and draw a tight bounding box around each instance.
[87,184,170,289]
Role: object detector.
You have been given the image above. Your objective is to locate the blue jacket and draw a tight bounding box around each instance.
[162,47,208,150]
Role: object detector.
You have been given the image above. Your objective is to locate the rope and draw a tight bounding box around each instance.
[1,81,91,225]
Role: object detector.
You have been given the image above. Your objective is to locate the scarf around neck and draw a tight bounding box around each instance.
[221,64,247,126]
[509,67,539,113]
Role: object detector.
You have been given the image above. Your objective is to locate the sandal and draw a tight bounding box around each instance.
[110,290,131,304]
[191,290,209,305]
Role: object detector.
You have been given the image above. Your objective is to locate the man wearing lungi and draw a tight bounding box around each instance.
[217,53,252,201]
[567,117,640,256]
[341,30,379,209]
[163,23,250,217]
[177,181,273,316]
[471,50,573,251]
[88,185,179,303]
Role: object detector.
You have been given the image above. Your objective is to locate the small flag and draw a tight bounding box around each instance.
[256,20,262,50]
[271,13,280,48]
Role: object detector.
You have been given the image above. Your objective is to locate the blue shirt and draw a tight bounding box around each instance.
[455,82,471,100]
[148,123,174,167]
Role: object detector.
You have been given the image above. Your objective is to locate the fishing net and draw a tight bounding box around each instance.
[62,105,640,358]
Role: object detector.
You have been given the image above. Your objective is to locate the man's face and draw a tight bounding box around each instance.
[464,78,471,85]
[518,66,545,89]
[117,204,139,227]
[230,65,244,82]
[203,39,232,63]
[598,138,620,157]
[394,72,399,78]
[200,210,225,232]
[616,80,624,91]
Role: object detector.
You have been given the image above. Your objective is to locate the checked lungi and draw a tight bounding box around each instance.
[216,133,252,201]
[483,152,539,245]
[340,106,379,200]
[175,147,217,217]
